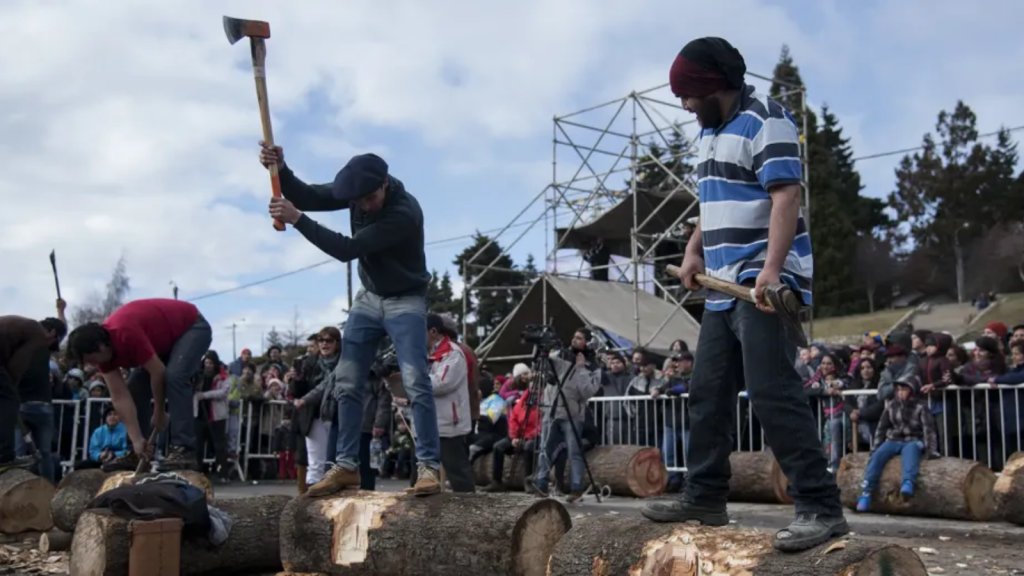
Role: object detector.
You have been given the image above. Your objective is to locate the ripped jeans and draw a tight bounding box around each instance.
[331,289,440,471]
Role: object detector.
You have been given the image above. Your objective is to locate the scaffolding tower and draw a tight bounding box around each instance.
[464,72,809,355]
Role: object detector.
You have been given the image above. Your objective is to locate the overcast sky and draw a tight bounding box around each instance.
[3,0,1022,359]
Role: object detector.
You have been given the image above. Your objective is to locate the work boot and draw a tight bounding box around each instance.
[773,513,849,553]
[410,464,442,497]
[297,466,308,495]
[0,455,35,474]
[306,465,359,497]
[482,481,505,493]
[102,451,141,472]
[640,494,729,526]
[159,446,198,471]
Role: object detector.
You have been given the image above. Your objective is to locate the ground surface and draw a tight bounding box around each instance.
[5,478,1023,575]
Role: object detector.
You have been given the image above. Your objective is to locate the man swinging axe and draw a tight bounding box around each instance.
[639,37,848,553]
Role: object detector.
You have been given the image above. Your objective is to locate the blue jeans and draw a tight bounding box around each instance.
[862,440,922,492]
[16,402,56,482]
[332,290,440,471]
[535,418,584,492]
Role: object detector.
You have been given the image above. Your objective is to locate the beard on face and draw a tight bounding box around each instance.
[695,95,724,128]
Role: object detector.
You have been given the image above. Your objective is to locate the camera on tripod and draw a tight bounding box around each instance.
[520,323,561,352]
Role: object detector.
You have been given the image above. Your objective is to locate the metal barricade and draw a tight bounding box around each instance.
[242,399,290,478]
[51,399,81,475]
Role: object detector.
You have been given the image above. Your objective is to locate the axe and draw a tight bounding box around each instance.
[49,250,62,300]
[666,264,808,347]
[223,15,286,232]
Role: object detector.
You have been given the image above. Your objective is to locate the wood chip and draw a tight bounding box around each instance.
[919,547,938,555]
[939,536,951,541]
[822,540,848,555]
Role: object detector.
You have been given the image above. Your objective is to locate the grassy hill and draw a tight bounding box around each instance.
[804,308,910,344]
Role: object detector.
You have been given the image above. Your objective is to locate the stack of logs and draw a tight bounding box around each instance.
[0,449,1019,575]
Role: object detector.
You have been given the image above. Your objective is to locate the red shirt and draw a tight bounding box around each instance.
[99,299,199,372]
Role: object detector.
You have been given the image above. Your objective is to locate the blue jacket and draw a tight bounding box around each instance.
[89,423,128,461]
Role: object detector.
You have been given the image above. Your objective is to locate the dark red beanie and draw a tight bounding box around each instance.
[669,37,746,98]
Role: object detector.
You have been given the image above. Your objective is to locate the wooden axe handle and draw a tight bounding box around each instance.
[250,37,285,232]
[665,264,757,304]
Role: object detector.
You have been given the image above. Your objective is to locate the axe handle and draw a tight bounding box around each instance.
[49,252,62,300]
[250,37,286,232]
[665,264,757,304]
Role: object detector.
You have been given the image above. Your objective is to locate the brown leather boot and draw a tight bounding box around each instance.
[306,465,360,497]
[296,465,307,495]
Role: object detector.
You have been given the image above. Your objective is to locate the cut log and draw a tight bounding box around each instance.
[994,453,1024,525]
[586,445,666,498]
[547,515,927,576]
[39,528,72,553]
[280,491,571,576]
[50,469,110,532]
[837,452,997,521]
[472,451,527,489]
[50,468,213,533]
[727,450,792,504]
[70,494,290,576]
[0,468,55,534]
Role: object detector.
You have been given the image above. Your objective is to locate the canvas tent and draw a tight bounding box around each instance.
[476,275,701,371]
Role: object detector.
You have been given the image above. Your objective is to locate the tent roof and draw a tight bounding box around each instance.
[477,275,700,370]
[554,188,697,256]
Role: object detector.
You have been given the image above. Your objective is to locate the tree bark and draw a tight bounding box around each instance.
[279,491,571,576]
[472,451,527,489]
[837,452,997,521]
[51,469,110,532]
[547,516,927,576]
[50,468,213,533]
[586,445,666,498]
[728,450,792,504]
[0,468,54,534]
[38,528,72,553]
[69,494,290,576]
[994,451,1024,525]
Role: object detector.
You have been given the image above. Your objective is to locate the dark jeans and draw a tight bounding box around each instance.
[440,435,475,492]
[195,417,229,478]
[686,301,842,516]
[0,369,18,463]
[16,402,55,482]
[128,315,212,451]
[491,437,536,484]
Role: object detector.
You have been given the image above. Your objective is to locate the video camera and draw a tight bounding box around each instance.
[520,323,562,352]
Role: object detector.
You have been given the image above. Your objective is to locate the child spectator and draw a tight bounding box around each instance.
[88,407,128,465]
[381,419,414,480]
[856,376,938,512]
[469,376,507,462]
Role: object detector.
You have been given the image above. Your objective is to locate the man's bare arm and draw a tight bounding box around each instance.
[103,370,146,452]
[763,184,801,275]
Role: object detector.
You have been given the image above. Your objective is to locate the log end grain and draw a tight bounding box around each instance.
[0,468,55,534]
[70,511,123,576]
[993,465,1024,525]
[963,463,997,522]
[511,499,572,576]
[845,544,929,576]
[626,447,669,498]
[38,529,72,553]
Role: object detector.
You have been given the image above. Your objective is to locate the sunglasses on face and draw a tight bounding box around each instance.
[319,338,338,344]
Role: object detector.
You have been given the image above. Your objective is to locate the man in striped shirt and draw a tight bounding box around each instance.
[641,37,847,553]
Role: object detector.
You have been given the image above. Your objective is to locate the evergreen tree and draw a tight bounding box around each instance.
[522,254,540,284]
[427,270,463,323]
[629,124,696,198]
[265,326,284,350]
[454,233,525,345]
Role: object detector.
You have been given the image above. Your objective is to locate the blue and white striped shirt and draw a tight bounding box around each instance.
[696,85,812,311]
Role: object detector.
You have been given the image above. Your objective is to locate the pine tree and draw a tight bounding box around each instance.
[454,233,525,345]
[265,327,284,350]
[629,124,696,198]
[522,254,540,283]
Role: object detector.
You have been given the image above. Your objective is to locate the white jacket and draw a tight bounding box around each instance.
[429,337,472,438]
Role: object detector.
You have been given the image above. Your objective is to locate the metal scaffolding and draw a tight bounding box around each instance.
[464,73,810,353]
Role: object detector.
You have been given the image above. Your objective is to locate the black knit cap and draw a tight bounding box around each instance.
[332,153,389,202]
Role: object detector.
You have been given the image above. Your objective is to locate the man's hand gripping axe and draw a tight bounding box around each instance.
[223,15,286,232]
[667,264,808,347]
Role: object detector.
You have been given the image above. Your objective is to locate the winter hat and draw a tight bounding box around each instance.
[885,344,909,358]
[985,322,1008,340]
[975,336,1001,357]
[332,153,389,202]
[894,375,920,394]
[512,363,531,379]
[669,37,746,98]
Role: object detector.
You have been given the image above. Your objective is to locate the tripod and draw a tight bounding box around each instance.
[526,346,604,503]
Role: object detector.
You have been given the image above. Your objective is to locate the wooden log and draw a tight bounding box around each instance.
[279,491,571,576]
[472,451,527,489]
[50,468,213,533]
[547,515,927,576]
[50,469,110,532]
[0,468,55,534]
[39,528,72,553]
[586,445,666,498]
[994,452,1024,525]
[727,450,792,504]
[70,494,290,576]
[837,452,997,521]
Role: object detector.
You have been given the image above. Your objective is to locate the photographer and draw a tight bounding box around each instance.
[527,327,603,502]
[260,145,442,498]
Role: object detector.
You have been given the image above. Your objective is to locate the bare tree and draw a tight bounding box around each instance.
[854,235,900,313]
[71,256,131,326]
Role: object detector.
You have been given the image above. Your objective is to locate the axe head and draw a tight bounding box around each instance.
[763,283,809,348]
[223,15,270,45]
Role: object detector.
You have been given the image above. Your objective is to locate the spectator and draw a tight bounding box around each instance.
[88,407,128,465]
[485,385,540,492]
[958,337,1006,386]
[804,353,849,470]
[193,351,231,484]
[657,351,691,490]
[910,330,932,359]
[1010,324,1024,346]
[380,419,414,480]
[470,377,507,462]
[857,345,919,438]
[847,358,881,447]
[598,352,631,444]
[856,376,938,512]
[292,326,341,488]
[500,364,532,404]
[627,349,661,446]
[228,348,252,377]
